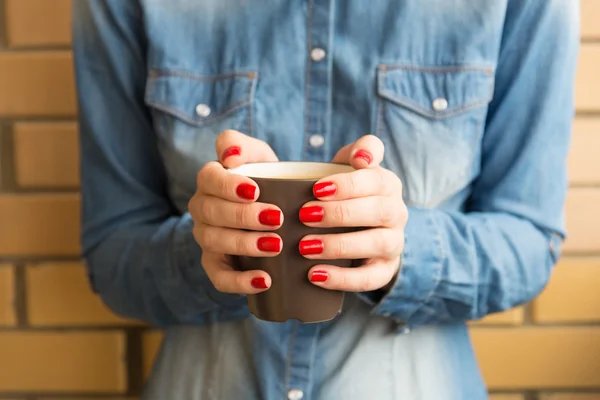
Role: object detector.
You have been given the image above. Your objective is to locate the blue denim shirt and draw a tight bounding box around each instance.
[73,1,579,399]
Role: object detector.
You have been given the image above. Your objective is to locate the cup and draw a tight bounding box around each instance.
[228,161,360,323]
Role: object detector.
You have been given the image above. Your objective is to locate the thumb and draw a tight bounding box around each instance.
[215,130,279,168]
[332,135,384,169]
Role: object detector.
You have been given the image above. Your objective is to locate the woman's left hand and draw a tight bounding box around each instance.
[300,135,408,292]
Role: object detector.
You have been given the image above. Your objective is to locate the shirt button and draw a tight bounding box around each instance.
[401,326,411,335]
[195,103,211,118]
[432,98,448,111]
[309,134,325,148]
[311,47,326,62]
[288,389,304,400]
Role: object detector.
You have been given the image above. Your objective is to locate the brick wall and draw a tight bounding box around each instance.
[0,1,598,399]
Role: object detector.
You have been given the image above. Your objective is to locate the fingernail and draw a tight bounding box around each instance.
[257,237,281,252]
[313,182,337,198]
[354,149,373,165]
[299,239,324,256]
[222,146,241,161]
[299,206,324,223]
[259,209,282,226]
[310,270,329,283]
[251,277,268,289]
[236,183,257,200]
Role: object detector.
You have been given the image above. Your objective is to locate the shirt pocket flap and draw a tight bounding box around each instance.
[377,64,495,119]
[144,70,258,127]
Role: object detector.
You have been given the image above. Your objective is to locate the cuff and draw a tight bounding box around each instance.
[370,207,444,324]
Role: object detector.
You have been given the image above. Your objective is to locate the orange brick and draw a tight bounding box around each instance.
[26,263,140,326]
[581,0,600,40]
[0,194,80,256]
[540,395,600,400]
[5,0,72,47]
[14,122,79,188]
[0,264,15,326]
[576,45,600,112]
[533,258,600,323]
[0,52,76,117]
[570,118,600,185]
[564,189,600,254]
[143,331,164,380]
[0,331,126,392]
[489,395,525,400]
[471,307,524,326]
[472,327,600,389]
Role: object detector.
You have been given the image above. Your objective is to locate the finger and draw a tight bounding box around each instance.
[299,197,405,228]
[299,228,403,260]
[192,195,283,230]
[194,224,282,256]
[307,258,401,292]
[202,251,271,294]
[215,129,279,169]
[313,168,401,200]
[331,143,353,164]
[348,135,385,169]
[195,161,260,202]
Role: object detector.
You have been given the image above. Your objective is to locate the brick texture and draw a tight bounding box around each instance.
[540,395,600,400]
[576,45,600,112]
[142,331,164,381]
[582,0,600,40]
[471,307,524,326]
[5,0,72,47]
[570,118,600,185]
[0,264,15,326]
[564,189,600,253]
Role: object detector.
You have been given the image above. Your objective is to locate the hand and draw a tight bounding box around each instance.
[189,130,279,294]
[299,135,408,292]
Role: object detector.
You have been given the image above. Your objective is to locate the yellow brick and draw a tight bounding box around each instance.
[14,122,79,188]
[0,52,76,117]
[581,0,600,40]
[26,263,140,326]
[0,331,126,392]
[533,258,600,323]
[489,395,525,400]
[143,331,164,380]
[472,327,600,389]
[6,0,72,47]
[577,45,600,112]
[471,307,524,326]
[570,118,600,185]
[564,189,600,254]
[0,265,15,326]
[540,395,600,400]
[0,195,80,256]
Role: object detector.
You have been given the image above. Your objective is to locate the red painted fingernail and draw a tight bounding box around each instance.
[354,149,373,165]
[236,183,257,200]
[299,239,324,256]
[222,146,241,161]
[310,270,329,283]
[259,209,282,226]
[299,206,324,223]
[313,182,337,198]
[257,237,281,252]
[251,277,268,289]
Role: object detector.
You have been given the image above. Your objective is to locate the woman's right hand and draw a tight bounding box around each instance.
[189,130,281,294]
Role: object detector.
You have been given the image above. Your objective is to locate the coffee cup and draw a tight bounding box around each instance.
[229,161,360,323]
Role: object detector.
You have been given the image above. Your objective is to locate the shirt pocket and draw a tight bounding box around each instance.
[375,64,494,208]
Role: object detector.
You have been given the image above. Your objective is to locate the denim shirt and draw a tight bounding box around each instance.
[73,1,578,399]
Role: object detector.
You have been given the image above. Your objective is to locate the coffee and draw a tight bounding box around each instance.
[228,162,358,323]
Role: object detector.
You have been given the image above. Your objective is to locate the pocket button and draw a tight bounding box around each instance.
[195,103,211,118]
[432,98,448,111]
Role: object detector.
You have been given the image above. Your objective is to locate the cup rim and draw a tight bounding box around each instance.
[228,161,355,181]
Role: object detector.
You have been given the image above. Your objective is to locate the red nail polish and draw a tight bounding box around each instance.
[259,209,281,226]
[313,182,337,198]
[354,149,373,165]
[222,146,241,161]
[299,239,324,255]
[310,270,329,283]
[236,183,257,200]
[251,277,268,289]
[257,237,281,252]
[299,206,324,223]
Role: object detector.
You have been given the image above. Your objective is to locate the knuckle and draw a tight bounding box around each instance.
[333,202,351,225]
[233,233,250,255]
[235,204,250,227]
[198,197,212,222]
[197,227,215,251]
[212,273,228,292]
[377,230,397,256]
[331,237,348,259]
[358,272,372,292]
[378,198,395,227]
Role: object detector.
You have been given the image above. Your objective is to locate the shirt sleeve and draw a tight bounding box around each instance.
[73,0,248,326]
[366,0,579,326]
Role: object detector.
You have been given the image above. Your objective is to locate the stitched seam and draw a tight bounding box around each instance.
[380,63,494,74]
[302,0,315,161]
[149,69,258,82]
[247,74,258,136]
[146,100,251,127]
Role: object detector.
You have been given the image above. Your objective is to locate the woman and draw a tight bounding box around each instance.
[72,1,579,399]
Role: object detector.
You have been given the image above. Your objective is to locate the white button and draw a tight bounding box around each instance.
[401,327,411,335]
[195,104,211,118]
[311,47,326,62]
[288,389,304,400]
[432,98,448,111]
[309,134,325,148]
